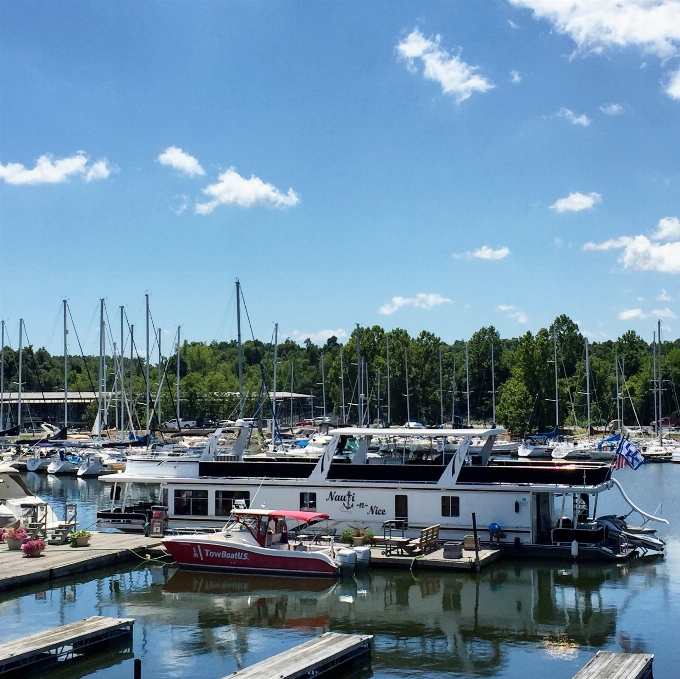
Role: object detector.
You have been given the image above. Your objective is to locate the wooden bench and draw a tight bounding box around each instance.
[404,525,440,556]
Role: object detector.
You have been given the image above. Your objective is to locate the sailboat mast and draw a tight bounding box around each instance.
[236,279,243,418]
[386,335,391,426]
[145,293,150,434]
[452,355,456,425]
[340,347,346,424]
[658,319,663,444]
[356,324,362,426]
[129,324,134,433]
[438,345,444,426]
[157,328,162,429]
[290,361,294,427]
[377,367,381,424]
[320,350,326,421]
[0,320,4,429]
[553,328,559,430]
[98,300,104,438]
[18,319,23,430]
[120,306,125,435]
[63,300,68,428]
[176,326,181,424]
[364,360,369,425]
[405,348,410,425]
[491,342,496,425]
[272,323,278,429]
[465,342,470,427]
[585,338,590,434]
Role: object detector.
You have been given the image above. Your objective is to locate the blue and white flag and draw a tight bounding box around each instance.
[615,438,645,470]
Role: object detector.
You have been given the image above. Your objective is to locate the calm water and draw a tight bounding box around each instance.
[3,467,678,679]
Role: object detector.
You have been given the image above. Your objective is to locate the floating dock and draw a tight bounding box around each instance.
[0,532,162,593]
[369,545,502,571]
[573,652,654,679]
[0,616,134,675]
[222,632,372,679]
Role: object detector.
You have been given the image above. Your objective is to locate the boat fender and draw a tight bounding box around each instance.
[571,540,578,557]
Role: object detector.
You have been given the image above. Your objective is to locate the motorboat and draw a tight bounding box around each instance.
[47,450,82,474]
[77,451,124,477]
[162,509,342,576]
[0,463,61,529]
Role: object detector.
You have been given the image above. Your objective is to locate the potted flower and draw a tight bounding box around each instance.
[5,526,29,550]
[21,538,46,558]
[0,528,5,543]
[69,530,92,548]
[350,525,374,547]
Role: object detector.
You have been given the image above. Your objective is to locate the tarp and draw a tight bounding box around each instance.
[598,433,620,450]
[527,426,559,440]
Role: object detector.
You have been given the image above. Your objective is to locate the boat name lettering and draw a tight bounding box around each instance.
[369,505,386,516]
[204,549,249,560]
[326,491,355,507]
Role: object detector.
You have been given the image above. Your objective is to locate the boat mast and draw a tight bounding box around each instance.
[364,360,369,425]
[145,293,150,435]
[356,324,362,426]
[0,320,4,429]
[553,328,559,431]
[320,349,326,421]
[157,328,162,429]
[129,324,134,434]
[404,347,410,425]
[98,300,104,438]
[18,318,23,430]
[585,337,590,435]
[615,353,621,433]
[176,326,181,425]
[452,354,456,426]
[272,323,278,431]
[377,367,381,424]
[236,279,243,418]
[438,345,444,426]
[339,347,346,424]
[120,306,125,436]
[290,361,294,427]
[386,335,391,426]
[113,342,118,430]
[658,319,663,445]
[652,333,657,436]
[465,341,470,427]
[491,342,496,425]
[63,300,68,428]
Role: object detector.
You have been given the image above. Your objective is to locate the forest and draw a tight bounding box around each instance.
[1,315,679,434]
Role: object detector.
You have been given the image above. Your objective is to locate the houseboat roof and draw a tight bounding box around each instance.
[330,427,506,437]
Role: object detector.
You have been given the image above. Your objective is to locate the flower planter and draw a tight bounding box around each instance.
[24,548,42,558]
[352,536,365,547]
[6,538,23,551]
[75,536,90,547]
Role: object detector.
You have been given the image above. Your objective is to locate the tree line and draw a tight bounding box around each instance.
[1,314,679,434]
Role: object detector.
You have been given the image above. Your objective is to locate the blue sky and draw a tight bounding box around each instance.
[2,0,680,355]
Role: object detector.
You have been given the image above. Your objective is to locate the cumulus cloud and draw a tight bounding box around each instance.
[557,107,591,126]
[666,68,680,98]
[618,307,676,320]
[583,217,680,273]
[497,305,529,324]
[600,103,624,115]
[454,245,510,260]
[551,191,601,212]
[378,293,451,315]
[290,328,348,344]
[0,152,114,185]
[510,70,522,83]
[396,28,494,103]
[195,168,299,214]
[158,147,205,176]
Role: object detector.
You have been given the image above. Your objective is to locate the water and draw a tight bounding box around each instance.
[3,466,678,678]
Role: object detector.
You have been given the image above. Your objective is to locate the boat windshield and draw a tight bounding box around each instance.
[223,513,259,535]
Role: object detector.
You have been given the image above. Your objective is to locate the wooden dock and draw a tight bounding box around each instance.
[0,532,162,593]
[0,616,134,675]
[369,545,502,571]
[573,652,654,679]
[222,632,372,679]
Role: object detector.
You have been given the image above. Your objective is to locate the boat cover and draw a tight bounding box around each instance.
[269,510,330,522]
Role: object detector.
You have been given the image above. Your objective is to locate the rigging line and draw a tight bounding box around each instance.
[81,301,100,353]
[67,305,98,397]
[22,325,49,409]
[43,304,63,354]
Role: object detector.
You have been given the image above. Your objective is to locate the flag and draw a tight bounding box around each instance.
[615,437,645,470]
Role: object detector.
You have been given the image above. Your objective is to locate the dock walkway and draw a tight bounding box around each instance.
[573,652,654,679]
[0,532,161,593]
[0,616,133,675]
[369,545,502,571]
[222,632,372,679]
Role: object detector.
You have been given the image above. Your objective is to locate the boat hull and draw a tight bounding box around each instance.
[163,538,339,577]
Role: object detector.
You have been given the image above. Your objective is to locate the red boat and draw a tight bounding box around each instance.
[162,509,340,577]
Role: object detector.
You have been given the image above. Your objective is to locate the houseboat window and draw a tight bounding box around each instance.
[215,491,251,516]
[174,489,208,516]
[395,495,408,526]
[300,492,317,510]
[441,495,460,517]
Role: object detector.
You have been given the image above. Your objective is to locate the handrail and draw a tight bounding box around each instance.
[611,477,669,524]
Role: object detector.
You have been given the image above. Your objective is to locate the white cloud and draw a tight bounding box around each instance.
[583,217,680,273]
[290,328,347,344]
[510,0,680,60]
[550,191,601,212]
[508,20,519,29]
[600,103,624,115]
[396,28,494,103]
[666,68,680,98]
[378,293,451,315]
[510,70,522,83]
[618,307,676,320]
[658,289,672,301]
[557,107,592,126]
[497,305,529,324]
[158,147,205,176]
[195,168,299,214]
[455,245,510,260]
[0,152,114,185]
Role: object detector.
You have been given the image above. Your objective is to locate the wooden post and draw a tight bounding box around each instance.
[134,658,142,679]
[472,513,480,571]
